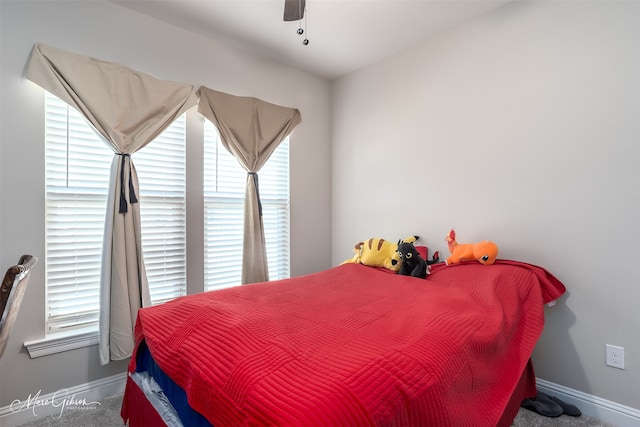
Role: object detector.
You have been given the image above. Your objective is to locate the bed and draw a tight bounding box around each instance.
[121,259,566,426]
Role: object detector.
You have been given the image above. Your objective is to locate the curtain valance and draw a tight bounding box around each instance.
[27,43,197,154]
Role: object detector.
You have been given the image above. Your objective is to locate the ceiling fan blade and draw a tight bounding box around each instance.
[283,0,305,21]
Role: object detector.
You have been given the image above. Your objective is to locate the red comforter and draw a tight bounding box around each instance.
[128,261,565,426]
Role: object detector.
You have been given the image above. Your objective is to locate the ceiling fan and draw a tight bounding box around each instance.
[283,0,306,21]
[283,0,309,45]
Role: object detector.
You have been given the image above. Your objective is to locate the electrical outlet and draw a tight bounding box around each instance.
[606,344,625,369]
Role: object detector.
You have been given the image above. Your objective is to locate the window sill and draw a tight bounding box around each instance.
[24,327,98,358]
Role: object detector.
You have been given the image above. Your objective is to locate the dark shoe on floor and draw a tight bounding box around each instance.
[538,391,582,417]
[521,393,563,417]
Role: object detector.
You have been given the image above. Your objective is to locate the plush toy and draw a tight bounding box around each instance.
[342,235,419,272]
[397,239,440,279]
[445,229,498,266]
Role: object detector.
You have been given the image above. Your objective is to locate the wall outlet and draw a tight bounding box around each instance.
[605,344,625,369]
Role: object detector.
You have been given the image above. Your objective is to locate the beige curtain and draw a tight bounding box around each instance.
[198,87,301,284]
[26,43,197,364]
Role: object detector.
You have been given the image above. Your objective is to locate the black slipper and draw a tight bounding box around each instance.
[538,392,582,417]
[521,393,563,417]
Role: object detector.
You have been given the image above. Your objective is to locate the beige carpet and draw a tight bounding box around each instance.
[18,393,616,427]
[512,406,617,427]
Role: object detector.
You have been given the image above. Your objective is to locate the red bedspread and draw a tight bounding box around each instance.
[128,260,565,426]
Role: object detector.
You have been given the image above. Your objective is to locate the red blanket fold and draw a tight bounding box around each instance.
[129,261,565,426]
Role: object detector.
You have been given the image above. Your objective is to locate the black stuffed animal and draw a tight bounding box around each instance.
[397,240,439,279]
[397,240,427,278]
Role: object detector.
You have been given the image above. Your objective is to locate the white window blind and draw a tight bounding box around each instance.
[203,120,290,291]
[45,92,186,333]
[135,119,187,306]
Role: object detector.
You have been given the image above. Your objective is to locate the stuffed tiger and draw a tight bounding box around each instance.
[342,235,418,272]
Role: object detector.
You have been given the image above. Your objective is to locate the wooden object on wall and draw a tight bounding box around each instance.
[0,255,37,358]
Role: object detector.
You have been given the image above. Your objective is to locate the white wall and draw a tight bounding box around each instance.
[0,0,331,407]
[331,0,639,410]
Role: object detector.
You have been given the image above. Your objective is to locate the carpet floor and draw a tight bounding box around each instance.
[17,393,617,427]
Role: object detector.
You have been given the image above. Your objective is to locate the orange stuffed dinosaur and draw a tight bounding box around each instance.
[445,229,498,266]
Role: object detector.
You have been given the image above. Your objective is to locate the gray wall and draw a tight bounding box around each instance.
[2,0,638,415]
[0,0,331,407]
[331,0,639,410]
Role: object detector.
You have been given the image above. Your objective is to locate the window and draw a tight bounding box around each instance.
[203,120,290,291]
[45,92,186,334]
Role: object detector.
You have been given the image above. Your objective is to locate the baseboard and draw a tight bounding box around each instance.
[0,372,126,427]
[536,378,640,427]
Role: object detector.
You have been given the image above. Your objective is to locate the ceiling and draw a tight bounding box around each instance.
[109,0,512,80]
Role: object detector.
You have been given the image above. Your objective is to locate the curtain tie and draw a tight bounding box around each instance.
[117,154,138,213]
[248,172,263,216]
